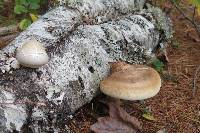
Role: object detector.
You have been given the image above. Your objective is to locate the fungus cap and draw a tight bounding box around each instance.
[100,64,161,100]
[16,39,49,68]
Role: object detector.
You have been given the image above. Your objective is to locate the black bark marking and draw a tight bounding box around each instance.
[78,76,85,89]
[88,66,95,73]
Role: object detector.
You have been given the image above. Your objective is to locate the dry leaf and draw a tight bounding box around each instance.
[29,13,38,22]
[108,102,142,130]
[142,113,156,121]
[90,117,139,133]
[90,101,142,133]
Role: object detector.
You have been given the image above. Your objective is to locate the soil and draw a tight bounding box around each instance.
[67,2,200,133]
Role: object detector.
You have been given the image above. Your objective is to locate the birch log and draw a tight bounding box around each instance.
[0,1,172,132]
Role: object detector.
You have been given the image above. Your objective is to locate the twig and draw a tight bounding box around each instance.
[0,25,18,36]
[193,65,200,97]
[0,33,19,48]
[192,6,196,21]
[169,0,200,35]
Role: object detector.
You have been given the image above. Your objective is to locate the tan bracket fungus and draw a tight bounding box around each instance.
[16,39,49,68]
[100,62,161,101]
[98,62,161,131]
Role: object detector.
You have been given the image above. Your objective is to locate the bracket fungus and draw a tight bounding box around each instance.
[16,39,49,68]
[99,62,161,128]
[100,62,161,101]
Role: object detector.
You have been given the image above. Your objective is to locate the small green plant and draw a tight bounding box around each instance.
[0,0,3,10]
[189,0,200,14]
[18,18,31,30]
[14,0,46,30]
[151,58,165,73]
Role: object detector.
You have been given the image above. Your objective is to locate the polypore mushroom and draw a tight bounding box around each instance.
[100,62,161,101]
[16,39,49,68]
[99,62,161,127]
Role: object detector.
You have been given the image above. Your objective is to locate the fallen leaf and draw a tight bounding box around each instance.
[142,113,156,121]
[29,13,38,22]
[91,117,139,133]
[108,102,142,130]
[90,101,142,133]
